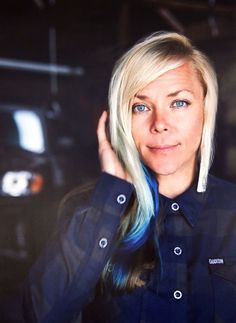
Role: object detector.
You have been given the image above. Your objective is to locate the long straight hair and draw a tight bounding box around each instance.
[102,31,218,290]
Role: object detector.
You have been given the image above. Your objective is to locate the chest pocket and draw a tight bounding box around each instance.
[209,258,236,322]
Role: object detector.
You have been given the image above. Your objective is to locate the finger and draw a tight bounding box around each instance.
[97,110,108,146]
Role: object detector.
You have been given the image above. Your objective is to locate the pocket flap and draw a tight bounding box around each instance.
[209,257,236,284]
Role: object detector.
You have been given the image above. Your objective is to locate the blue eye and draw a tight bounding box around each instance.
[132,104,149,113]
[172,100,189,108]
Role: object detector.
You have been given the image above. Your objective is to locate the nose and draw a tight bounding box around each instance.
[150,111,168,133]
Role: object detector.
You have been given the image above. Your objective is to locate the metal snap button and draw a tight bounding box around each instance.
[99,237,108,249]
[107,264,114,272]
[173,290,182,299]
[171,202,179,211]
[174,247,182,256]
[117,194,126,204]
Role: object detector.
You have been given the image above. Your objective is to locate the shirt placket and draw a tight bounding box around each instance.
[157,200,188,323]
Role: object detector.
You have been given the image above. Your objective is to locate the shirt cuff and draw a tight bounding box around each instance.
[90,172,134,217]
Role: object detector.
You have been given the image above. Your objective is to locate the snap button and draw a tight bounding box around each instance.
[107,264,114,272]
[117,194,126,204]
[99,237,108,249]
[173,290,182,299]
[174,247,182,256]
[171,202,179,211]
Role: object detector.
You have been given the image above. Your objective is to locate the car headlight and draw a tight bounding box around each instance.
[1,171,44,197]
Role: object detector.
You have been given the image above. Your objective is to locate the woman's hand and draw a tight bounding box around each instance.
[97,111,131,182]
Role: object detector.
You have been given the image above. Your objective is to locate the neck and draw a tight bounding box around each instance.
[157,166,197,199]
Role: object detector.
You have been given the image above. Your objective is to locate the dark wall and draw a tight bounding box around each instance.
[0,1,235,312]
[0,1,235,181]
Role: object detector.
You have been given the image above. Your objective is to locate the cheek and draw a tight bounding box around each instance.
[187,114,204,149]
[131,130,141,153]
[131,119,143,147]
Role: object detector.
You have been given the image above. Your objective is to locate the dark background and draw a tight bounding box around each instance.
[0,0,235,320]
[0,0,236,178]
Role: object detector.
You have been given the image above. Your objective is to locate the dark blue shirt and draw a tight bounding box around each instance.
[23,173,236,323]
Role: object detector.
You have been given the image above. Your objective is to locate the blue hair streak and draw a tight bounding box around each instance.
[118,165,159,252]
[108,165,161,288]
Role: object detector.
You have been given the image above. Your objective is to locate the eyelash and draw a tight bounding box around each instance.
[132,100,190,113]
[171,99,190,108]
[132,104,149,113]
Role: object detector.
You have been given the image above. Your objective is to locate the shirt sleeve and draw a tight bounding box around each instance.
[22,172,134,323]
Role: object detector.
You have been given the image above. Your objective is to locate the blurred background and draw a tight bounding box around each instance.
[0,0,235,320]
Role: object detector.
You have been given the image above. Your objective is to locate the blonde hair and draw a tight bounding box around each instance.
[104,31,218,290]
[109,31,218,194]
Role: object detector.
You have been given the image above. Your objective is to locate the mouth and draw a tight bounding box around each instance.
[147,144,179,153]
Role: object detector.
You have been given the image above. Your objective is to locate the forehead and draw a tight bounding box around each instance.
[136,61,204,98]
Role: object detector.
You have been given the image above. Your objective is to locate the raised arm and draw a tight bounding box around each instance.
[22,112,133,323]
[97,110,131,182]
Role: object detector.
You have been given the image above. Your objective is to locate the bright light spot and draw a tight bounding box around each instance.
[14,111,45,153]
[2,171,32,197]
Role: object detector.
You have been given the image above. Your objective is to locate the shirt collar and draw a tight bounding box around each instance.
[159,177,209,227]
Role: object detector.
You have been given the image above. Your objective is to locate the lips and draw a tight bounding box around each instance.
[148,144,179,152]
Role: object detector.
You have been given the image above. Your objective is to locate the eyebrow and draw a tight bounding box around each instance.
[167,89,194,97]
[135,89,194,100]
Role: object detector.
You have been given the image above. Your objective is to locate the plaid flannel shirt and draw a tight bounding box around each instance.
[23,173,236,323]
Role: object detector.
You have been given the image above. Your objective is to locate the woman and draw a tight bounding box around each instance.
[23,31,236,323]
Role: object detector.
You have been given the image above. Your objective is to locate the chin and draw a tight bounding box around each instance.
[154,168,178,177]
[145,161,178,177]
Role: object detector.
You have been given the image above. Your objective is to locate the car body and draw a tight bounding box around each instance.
[0,103,81,296]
